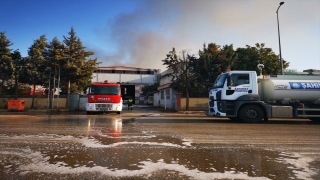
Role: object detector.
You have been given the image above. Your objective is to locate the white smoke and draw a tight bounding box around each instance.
[89,0,320,71]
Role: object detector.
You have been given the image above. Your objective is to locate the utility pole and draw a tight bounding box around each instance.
[277,2,285,75]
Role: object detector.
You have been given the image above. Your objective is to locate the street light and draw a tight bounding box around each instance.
[277,2,284,75]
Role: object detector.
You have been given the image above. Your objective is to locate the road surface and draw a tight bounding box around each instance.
[0,109,319,179]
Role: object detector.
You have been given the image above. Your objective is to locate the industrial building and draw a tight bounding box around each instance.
[92,66,160,104]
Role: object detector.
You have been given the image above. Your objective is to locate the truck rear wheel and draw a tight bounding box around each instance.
[239,105,264,123]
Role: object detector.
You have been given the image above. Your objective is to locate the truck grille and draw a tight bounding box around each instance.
[97,104,112,108]
[96,104,112,110]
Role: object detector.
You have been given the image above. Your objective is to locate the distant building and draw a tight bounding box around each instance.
[154,68,177,109]
[303,69,320,73]
[284,68,320,75]
[284,69,298,72]
[284,69,298,75]
[92,66,160,104]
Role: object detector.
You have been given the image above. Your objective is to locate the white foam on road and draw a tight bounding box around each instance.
[276,152,318,180]
[78,136,189,148]
[13,148,270,180]
[1,133,318,179]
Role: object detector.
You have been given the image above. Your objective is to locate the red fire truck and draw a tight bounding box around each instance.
[86,80,123,114]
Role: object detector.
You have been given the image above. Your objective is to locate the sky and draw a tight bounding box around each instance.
[1,0,319,72]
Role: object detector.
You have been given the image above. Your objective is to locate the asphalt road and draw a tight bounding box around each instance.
[0,108,319,180]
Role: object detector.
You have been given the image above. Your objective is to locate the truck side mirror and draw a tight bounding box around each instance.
[227,75,231,88]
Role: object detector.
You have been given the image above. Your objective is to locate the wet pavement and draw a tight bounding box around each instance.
[0,107,319,180]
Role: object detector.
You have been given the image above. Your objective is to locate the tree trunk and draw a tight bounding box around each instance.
[14,78,18,100]
[31,84,36,109]
[66,79,70,108]
[48,70,53,109]
[57,66,61,109]
[49,88,53,109]
[185,89,189,111]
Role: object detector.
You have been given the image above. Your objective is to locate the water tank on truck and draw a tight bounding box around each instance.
[259,78,320,102]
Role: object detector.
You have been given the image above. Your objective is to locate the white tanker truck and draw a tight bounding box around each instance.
[205,69,320,123]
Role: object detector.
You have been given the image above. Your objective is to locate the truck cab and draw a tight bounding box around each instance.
[86,80,123,114]
[206,71,267,123]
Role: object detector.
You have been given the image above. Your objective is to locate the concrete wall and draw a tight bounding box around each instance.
[0,96,208,111]
[79,97,87,111]
[180,98,208,111]
[0,97,67,109]
[154,92,161,107]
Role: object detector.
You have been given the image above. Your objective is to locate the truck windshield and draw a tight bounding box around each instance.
[212,74,227,89]
[89,86,120,95]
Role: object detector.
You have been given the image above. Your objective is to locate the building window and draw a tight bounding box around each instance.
[161,91,164,99]
[127,71,136,74]
[95,68,156,74]
[166,89,170,99]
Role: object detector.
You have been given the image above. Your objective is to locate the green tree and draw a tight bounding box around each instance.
[141,83,159,96]
[62,27,99,108]
[234,43,289,75]
[11,50,23,99]
[162,48,202,110]
[20,35,48,108]
[192,43,237,90]
[0,32,14,94]
[43,37,65,108]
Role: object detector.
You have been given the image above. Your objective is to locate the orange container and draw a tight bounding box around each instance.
[7,100,26,111]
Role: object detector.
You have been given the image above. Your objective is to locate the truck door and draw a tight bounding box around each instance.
[223,73,252,100]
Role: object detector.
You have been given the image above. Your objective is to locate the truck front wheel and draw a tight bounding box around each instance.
[239,105,264,123]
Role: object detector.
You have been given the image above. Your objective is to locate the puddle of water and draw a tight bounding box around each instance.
[2,142,314,180]
[0,115,318,180]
